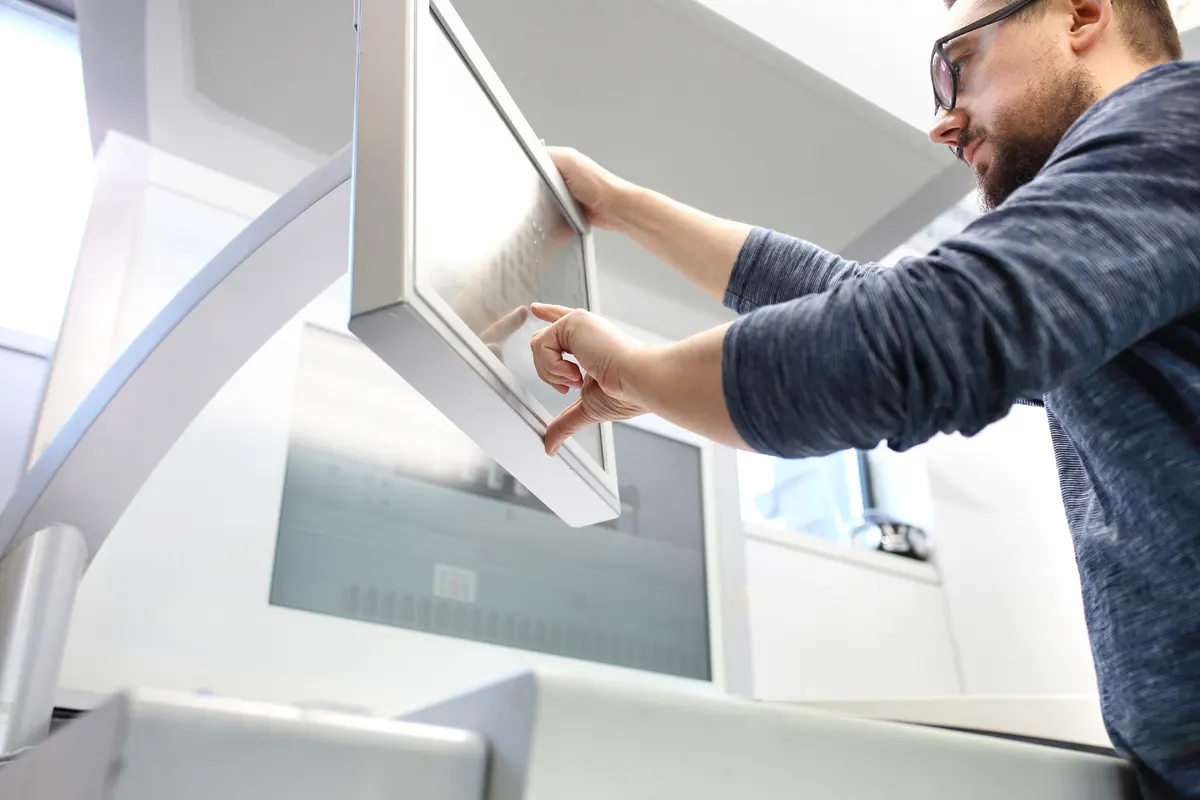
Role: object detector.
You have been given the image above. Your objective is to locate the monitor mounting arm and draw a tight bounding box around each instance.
[0,145,353,755]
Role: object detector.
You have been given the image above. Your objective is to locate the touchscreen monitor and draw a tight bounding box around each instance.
[349,0,619,526]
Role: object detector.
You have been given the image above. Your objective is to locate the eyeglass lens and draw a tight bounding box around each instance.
[931,49,955,110]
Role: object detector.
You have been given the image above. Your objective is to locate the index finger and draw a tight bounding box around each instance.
[530,303,573,324]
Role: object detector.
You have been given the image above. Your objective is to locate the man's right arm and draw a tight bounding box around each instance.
[606,183,753,303]
[610,184,886,312]
[550,147,884,309]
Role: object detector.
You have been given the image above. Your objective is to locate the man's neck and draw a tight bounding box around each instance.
[1092,54,1173,100]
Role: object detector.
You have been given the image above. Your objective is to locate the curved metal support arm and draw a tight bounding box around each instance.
[0,146,353,564]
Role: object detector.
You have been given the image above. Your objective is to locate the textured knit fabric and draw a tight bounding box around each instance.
[721,61,1200,798]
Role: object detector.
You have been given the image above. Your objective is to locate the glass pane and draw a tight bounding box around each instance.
[269,325,710,681]
[738,450,866,545]
[414,11,601,464]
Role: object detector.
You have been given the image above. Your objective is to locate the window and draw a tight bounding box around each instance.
[738,449,870,545]
[0,1,93,341]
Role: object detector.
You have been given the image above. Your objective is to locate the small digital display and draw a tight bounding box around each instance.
[414,11,601,465]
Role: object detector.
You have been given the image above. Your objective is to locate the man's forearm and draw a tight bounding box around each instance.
[611,185,754,303]
[628,324,750,451]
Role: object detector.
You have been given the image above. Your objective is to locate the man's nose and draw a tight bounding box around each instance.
[929,106,968,149]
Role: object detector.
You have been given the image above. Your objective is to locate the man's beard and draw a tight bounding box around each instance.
[965,65,1099,210]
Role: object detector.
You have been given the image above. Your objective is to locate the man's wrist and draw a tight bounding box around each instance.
[619,326,745,450]
[608,181,651,237]
[621,342,670,411]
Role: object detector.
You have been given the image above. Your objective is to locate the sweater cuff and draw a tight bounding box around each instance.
[721,315,778,456]
[723,227,772,314]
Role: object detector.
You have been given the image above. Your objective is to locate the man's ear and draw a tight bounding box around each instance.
[1067,0,1112,55]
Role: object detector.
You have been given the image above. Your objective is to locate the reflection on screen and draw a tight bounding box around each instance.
[269,326,711,681]
[415,12,601,464]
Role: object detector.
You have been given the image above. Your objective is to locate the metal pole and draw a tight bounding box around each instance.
[0,524,87,754]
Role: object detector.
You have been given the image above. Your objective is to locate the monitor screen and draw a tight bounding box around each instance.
[413,10,601,464]
[269,325,711,681]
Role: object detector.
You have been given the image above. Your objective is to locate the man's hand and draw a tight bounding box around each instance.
[528,303,648,455]
[546,145,752,303]
[546,147,635,232]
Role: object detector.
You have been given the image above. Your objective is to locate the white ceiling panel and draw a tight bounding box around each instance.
[699,0,1200,133]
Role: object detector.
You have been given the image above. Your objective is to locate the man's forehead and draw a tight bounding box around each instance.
[942,0,1002,35]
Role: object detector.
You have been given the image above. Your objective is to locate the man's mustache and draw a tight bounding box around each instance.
[955,130,981,165]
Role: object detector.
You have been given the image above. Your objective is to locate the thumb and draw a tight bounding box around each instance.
[544,398,593,456]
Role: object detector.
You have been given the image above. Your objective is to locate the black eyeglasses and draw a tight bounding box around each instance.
[931,0,1043,112]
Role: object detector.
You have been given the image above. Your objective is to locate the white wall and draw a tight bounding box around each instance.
[923,407,1099,697]
[746,533,961,701]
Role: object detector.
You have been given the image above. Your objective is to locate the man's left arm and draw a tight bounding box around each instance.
[637,117,1200,457]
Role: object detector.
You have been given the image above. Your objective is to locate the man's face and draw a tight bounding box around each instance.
[929,0,1100,209]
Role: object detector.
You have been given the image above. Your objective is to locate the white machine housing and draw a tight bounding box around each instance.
[0,671,1136,800]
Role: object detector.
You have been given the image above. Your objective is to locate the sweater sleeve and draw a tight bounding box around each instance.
[723,227,887,314]
[721,71,1200,458]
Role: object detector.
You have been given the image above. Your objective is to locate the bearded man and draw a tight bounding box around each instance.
[525,2,1200,796]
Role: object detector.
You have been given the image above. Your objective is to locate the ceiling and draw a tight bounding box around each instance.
[74,0,970,315]
[57,0,1200,131]
[697,0,1200,133]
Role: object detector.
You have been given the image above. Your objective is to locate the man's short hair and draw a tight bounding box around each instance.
[943,0,1184,63]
